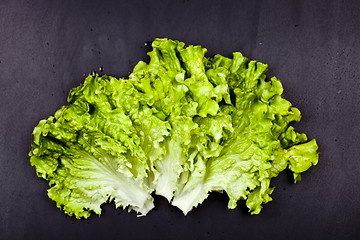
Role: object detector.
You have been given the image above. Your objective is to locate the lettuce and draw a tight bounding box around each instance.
[29,38,318,218]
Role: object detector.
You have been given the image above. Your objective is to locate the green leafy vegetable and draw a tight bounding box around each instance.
[29,38,319,218]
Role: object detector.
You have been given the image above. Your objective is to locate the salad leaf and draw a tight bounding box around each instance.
[30,38,318,218]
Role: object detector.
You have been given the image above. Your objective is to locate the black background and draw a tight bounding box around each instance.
[1,0,359,239]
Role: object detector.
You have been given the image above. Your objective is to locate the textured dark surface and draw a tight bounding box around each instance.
[1,0,359,239]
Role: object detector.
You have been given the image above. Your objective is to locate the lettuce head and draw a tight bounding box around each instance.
[29,38,319,218]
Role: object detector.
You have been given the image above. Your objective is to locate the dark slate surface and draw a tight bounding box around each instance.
[1,0,359,239]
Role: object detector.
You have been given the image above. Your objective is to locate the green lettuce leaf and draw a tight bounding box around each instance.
[172,52,318,215]
[30,75,156,218]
